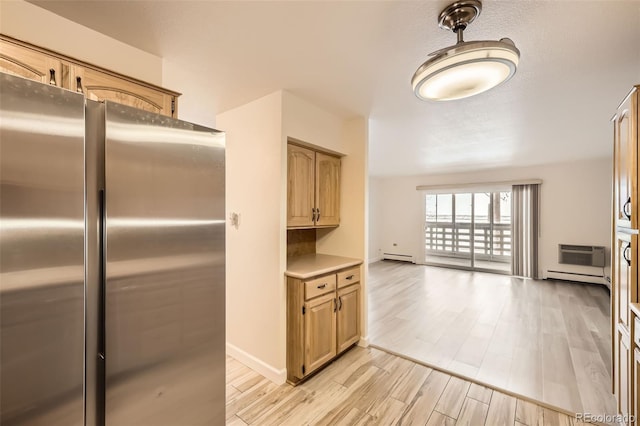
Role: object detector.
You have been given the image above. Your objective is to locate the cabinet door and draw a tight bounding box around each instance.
[315,152,340,227]
[634,347,640,422]
[0,40,66,87]
[617,326,631,422]
[337,284,360,353]
[287,145,315,228]
[70,66,175,117]
[304,293,336,375]
[614,92,637,228]
[616,233,637,330]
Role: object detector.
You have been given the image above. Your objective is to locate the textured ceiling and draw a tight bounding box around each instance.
[29,0,640,176]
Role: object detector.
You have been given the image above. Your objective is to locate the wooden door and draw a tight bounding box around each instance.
[304,292,336,375]
[315,152,340,227]
[616,233,637,331]
[287,144,315,228]
[617,326,631,423]
[614,91,637,229]
[0,40,67,88]
[70,66,175,117]
[337,284,360,353]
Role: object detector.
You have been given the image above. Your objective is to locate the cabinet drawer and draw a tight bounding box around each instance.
[337,267,360,288]
[304,275,336,300]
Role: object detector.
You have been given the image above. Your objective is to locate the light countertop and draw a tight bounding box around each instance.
[286,253,362,279]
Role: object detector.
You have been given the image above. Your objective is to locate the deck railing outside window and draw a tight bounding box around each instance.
[425,221,511,262]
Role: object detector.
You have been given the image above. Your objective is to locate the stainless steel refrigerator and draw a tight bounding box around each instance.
[0,72,225,426]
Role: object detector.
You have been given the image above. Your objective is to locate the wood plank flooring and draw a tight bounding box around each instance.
[368,260,616,416]
[226,346,584,425]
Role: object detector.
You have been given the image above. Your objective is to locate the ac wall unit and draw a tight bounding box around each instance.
[558,244,605,267]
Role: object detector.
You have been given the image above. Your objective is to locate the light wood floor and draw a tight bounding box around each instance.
[368,260,616,416]
[226,346,587,425]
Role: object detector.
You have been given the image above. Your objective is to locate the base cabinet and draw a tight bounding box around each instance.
[337,284,360,353]
[287,265,361,384]
[634,345,640,422]
[304,293,337,374]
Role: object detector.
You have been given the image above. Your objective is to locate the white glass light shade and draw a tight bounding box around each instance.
[412,39,520,101]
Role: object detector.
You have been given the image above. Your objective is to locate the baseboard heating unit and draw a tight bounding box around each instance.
[546,269,606,286]
[382,253,415,263]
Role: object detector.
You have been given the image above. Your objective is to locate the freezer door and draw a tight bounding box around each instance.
[0,74,85,425]
[104,102,225,425]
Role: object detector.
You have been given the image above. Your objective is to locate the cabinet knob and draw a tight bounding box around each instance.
[49,68,56,85]
[317,283,327,289]
[346,275,354,280]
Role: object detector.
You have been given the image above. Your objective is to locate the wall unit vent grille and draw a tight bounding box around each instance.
[558,244,605,267]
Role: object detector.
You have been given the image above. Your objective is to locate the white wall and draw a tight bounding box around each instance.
[0,0,163,85]
[216,92,286,382]
[368,157,612,281]
[217,91,368,382]
[367,176,384,263]
[162,61,218,128]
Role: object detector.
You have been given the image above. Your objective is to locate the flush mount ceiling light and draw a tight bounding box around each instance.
[411,0,520,101]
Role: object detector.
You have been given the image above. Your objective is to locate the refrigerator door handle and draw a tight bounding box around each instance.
[98,188,106,425]
[98,189,106,360]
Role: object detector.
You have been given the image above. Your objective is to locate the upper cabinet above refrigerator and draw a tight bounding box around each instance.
[614,87,639,229]
[0,35,180,118]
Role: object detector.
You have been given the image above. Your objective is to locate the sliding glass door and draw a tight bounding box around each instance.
[425,190,512,273]
[472,192,511,272]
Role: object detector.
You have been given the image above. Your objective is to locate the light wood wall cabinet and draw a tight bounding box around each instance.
[287,143,341,228]
[287,265,360,384]
[612,85,640,424]
[0,35,179,117]
[615,90,638,229]
[0,40,67,87]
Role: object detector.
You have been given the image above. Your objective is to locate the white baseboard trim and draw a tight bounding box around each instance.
[368,257,382,264]
[226,342,287,385]
[358,336,369,347]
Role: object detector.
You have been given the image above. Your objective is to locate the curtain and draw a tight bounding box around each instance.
[511,184,540,278]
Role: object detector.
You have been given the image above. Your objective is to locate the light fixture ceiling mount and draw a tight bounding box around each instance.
[438,0,481,34]
[412,0,520,101]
